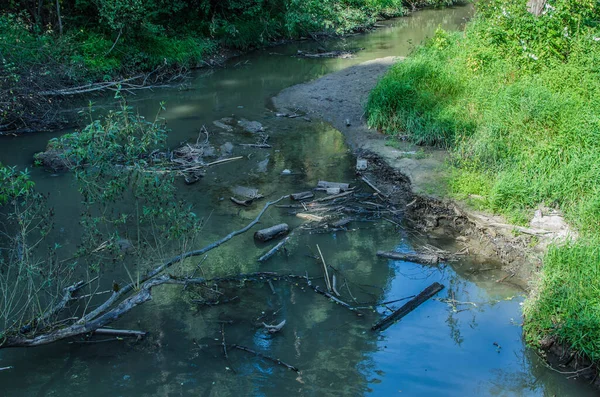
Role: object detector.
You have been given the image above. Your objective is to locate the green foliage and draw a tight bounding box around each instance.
[49,99,201,261]
[523,240,600,361]
[0,164,34,205]
[366,0,600,359]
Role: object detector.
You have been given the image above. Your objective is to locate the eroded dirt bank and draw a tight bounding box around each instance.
[273,57,572,289]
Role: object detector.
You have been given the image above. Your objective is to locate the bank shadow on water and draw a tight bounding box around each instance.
[0,5,597,397]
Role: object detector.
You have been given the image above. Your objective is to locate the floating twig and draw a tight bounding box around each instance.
[230,344,299,372]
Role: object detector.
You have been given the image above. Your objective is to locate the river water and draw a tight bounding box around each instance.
[0,5,596,396]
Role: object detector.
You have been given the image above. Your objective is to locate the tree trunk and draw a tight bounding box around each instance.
[55,0,63,35]
[527,0,547,16]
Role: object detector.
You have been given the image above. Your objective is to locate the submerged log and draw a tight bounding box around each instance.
[317,181,350,191]
[331,217,353,228]
[377,251,440,265]
[254,224,290,242]
[296,213,324,222]
[230,344,299,371]
[371,282,444,331]
[94,328,147,338]
[291,191,314,201]
[258,236,291,262]
[326,187,341,195]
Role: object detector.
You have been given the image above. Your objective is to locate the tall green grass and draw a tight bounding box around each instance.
[366,0,600,359]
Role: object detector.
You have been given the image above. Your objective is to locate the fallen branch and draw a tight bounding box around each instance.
[0,196,288,349]
[258,235,291,262]
[310,190,354,203]
[239,143,272,149]
[230,197,254,207]
[360,176,388,198]
[221,323,228,359]
[377,250,441,265]
[205,156,244,167]
[310,285,361,314]
[230,344,298,372]
[94,328,147,338]
[316,244,332,292]
[0,366,13,371]
[371,282,444,331]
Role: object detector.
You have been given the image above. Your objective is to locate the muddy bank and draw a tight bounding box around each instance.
[273,57,573,289]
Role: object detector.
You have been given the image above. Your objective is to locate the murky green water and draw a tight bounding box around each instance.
[0,5,597,396]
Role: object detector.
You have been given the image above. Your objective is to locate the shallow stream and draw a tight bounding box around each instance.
[0,5,596,396]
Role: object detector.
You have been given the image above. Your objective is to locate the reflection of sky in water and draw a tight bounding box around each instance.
[0,4,596,397]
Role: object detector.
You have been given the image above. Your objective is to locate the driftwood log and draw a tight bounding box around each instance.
[254,223,290,242]
[372,282,444,331]
[317,181,350,191]
[258,235,291,262]
[377,250,441,265]
[291,191,314,201]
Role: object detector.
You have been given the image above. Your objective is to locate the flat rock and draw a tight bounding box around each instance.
[238,119,265,133]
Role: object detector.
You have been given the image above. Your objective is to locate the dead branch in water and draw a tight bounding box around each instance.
[377,250,445,265]
[258,234,292,262]
[230,344,299,372]
[371,282,444,331]
[0,196,288,349]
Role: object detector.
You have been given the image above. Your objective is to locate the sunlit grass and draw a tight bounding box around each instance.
[366,2,600,359]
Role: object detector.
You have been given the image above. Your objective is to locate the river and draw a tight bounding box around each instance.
[0,5,596,396]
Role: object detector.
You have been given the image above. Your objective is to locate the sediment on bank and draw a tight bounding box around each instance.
[363,0,600,381]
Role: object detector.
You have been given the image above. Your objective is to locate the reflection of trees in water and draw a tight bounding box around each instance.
[485,347,542,396]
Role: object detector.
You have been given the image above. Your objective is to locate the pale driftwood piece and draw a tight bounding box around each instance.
[258,236,291,262]
[0,366,13,371]
[94,328,147,337]
[371,282,444,331]
[291,191,314,201]
[316,244,332,292]
[310,190,354,203]
[230,344,299,372]
[254,224,290,242]
[296,213,324,222]
[360,176,388,198]
[205,156,244,167]
[239,143,272,149]
[262,320,286,334]
[377,251,440,265]
[332,274,341,297]
[317,181,350,191]
[326,187,341,195]
[230,197,254,206]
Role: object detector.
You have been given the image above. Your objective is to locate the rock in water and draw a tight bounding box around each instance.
[257,158,269,173]
[220,142,234,155]
[238,119,265,133]
[231,186,261,199]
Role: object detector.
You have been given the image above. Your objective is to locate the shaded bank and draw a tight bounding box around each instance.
[0,0,463,135]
